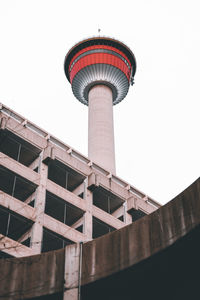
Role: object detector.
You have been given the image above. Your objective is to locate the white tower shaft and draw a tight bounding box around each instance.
[88,85,116,174]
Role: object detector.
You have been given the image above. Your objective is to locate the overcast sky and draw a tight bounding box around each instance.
[0,0,199,205]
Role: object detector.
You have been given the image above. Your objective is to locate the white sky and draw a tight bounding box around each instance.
[0,0,199,205]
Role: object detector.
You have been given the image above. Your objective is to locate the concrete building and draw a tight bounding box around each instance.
[0,37,160,259]
[0,101,160,258]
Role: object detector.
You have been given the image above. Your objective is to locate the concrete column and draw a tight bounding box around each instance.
[64,243,82,300]
[88,85,116,174]
[123,202,132,225]
[83,179,93,240]
[30,153,48,253]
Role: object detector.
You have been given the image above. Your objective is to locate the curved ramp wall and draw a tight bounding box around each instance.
[0,177,199,300]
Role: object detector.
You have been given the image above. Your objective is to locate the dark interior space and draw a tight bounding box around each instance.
[42,228,73,253]
[81,225,200,300]
[0,206,33,246]
[93,186,124,214]
[0,129,40,168]
[93,217,115,239]
[0,251,13,259]
[128,208,146,222]
[0,166,37,202]
[45,191,84,228]
[48,160,85,192]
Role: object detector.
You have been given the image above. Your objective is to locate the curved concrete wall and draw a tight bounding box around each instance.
[0,248,65,299]
[0,177,199,299]
[81,177,200,285]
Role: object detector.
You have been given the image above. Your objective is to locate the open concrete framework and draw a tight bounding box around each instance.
[0,102,160,259]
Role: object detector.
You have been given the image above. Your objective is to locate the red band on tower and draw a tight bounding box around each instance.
[70,52,131,83]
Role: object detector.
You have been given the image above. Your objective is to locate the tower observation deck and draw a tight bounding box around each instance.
[64,37,136,174]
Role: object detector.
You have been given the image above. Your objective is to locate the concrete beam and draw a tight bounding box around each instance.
[0,191,87,244]
[0,190,36,221]
[72,183,84,197]
[0,152,40,185]
[0,116,7,129]
[71,217,84,229]
[92,205,125,230]
[112,205,132,225]
[43,214,88,243]
[127,197,156,214]
[0,234,36,257]
[86,172,159,215]
[46,179,87,212]
[0,190,88,249]
[17,229,32,243]
[87,172,99,191]
[88,172,128,201]
[43,145,91,177]
[112,205,124,219]
[28,157,39,170]
[24,191,36,204]
[0,112,47,149]
[88,173,160,213]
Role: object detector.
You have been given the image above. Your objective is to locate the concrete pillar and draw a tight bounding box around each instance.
[88,85,116,174]
[123,202,132,225]
[30,153,48,253]
[83,179,93,240]
[64,243,82,300]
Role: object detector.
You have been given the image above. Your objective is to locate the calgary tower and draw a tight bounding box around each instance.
[64,37,136,174]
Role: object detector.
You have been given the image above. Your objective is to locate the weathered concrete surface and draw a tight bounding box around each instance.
[0,152,40,185]
[82,224,200,300]
[0,178,199,299]
[81,177,200,285]
[0,248,65,300]
[30,158,47,254]
[1,104,160,213]
[0,191,36,222]
[64,243,80,299]
[0,234,36,258]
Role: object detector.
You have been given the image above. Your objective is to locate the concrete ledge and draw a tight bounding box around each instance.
[92,205,125,229]
[0,152,40,185]
[43,145,91,177]
[127,196,156,214]
[0,191,36,221]
[0,234,36,258]
[46,179,87,212]
[88,172,157,214]
[44,214,88,243]
[0,112,47,149]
